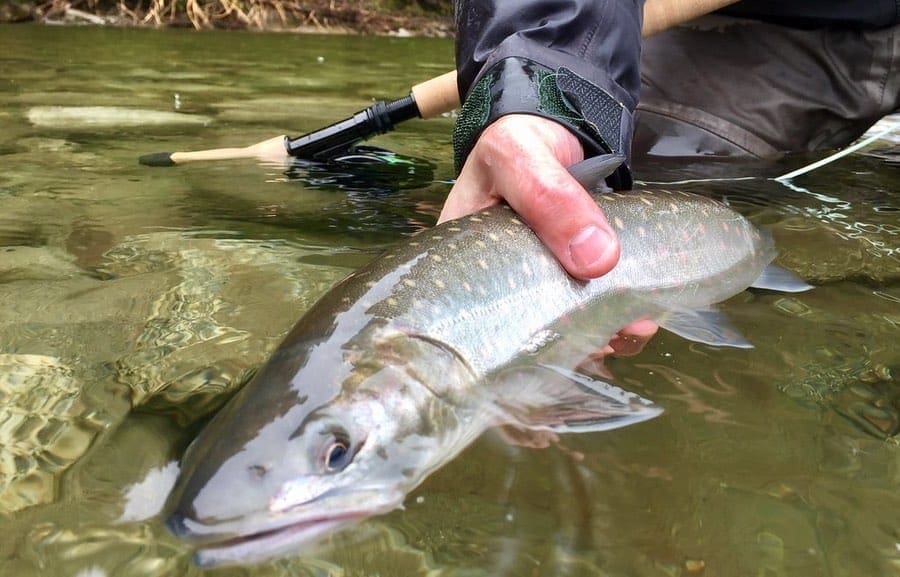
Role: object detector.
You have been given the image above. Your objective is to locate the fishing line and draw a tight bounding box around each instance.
[638,123,897,188]
[636,176,760,186]
[774,126,897,182]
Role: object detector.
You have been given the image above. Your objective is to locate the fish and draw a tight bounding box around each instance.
[164,155,810,566]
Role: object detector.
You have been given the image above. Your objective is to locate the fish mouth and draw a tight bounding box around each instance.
[173,510,370,567]
[169,487,406,567]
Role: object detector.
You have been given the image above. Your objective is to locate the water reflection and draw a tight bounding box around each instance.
[282,146,436,193]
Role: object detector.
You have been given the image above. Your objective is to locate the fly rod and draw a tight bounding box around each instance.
[139,0,739,166]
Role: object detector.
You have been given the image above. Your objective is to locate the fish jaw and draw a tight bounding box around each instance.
[164,399,412,564]
[168,486,405,567]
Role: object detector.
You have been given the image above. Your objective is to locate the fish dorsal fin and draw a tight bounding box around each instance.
[490,364,662,434]
[567,154,625,192]
[658,308,753,349]
[751,265,813,293]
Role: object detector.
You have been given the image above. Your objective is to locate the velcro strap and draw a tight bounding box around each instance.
[453,57,633,190]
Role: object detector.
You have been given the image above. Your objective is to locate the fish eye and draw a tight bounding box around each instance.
[322,431,353,473]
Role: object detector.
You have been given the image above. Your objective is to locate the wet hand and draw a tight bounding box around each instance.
[440,114,620,281]
[605,319,660,357]
[441,115,658,354]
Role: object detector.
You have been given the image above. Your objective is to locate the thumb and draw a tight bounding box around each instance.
[505,158,621,280]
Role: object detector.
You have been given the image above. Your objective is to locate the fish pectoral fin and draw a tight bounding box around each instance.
[751,265,813,293]
[491,364,662,434]
[658,307,753,349]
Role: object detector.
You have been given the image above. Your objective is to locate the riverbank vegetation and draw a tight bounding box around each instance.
[0,0,454,35]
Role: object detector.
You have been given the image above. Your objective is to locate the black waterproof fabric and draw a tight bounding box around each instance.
[453,0,643,188]
[635,16,900,158]
[454,0,900,173]
[720,0,900,30]
[454,0,643,107]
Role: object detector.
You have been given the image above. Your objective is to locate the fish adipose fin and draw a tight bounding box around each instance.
[658,308,753,349]
[751,265,813,293]
[492,364,662,434]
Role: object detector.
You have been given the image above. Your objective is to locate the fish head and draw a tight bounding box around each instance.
[165,331,476,566]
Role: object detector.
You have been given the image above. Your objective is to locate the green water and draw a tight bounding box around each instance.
[1,23,898,577]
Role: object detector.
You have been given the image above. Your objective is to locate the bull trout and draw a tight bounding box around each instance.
[165,156,809,566]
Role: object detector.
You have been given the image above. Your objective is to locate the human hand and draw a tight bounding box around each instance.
[441,114,657,354]
[440,114,620,281]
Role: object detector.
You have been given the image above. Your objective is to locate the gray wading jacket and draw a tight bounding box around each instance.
[452,0,900,186]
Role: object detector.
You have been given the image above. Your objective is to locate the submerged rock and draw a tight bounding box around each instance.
[26,106,211,129]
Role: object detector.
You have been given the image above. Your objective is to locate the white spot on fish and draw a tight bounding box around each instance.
[478,259,489,270]
[508,276,517,290]
[476,240,487,248]
[641,197,653,207]
[387,297,398,306]
[404,279,417,288]
[431,254,443,262]
[505,228,516,237]
[488,232,500,242]
[613,216,625,230]
[521,261,533,276]
[431,235,443,241]
[434,279,446,289]
[448,227,462,232]
[447,243,458,250]
[463,281,472,292]
[469,216,483,222]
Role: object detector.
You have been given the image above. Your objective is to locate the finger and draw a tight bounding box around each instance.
[446,115,621,280]
[503,152,620,280]
[607,319,659,357]
[437,153,495,224]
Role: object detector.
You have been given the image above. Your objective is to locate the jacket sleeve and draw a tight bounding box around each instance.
[453,0,645,189]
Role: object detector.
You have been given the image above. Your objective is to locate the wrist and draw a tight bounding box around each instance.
[453,56,634,190]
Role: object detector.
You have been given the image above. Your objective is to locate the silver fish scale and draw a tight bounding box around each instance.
[356,191,772,379]
[598,190,773,306]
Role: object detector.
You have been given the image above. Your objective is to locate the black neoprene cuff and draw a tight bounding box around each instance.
[453,57,633,190]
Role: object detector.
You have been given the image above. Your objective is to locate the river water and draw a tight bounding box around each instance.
[1,23,898,577]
